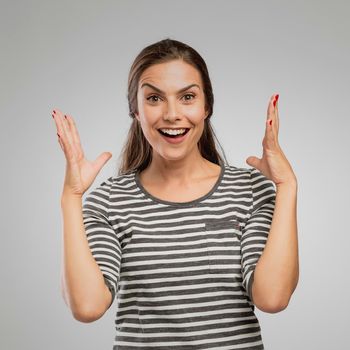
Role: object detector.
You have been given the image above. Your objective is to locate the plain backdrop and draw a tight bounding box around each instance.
[1,0,349,349]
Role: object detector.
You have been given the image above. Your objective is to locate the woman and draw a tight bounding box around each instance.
[55,38,299,349]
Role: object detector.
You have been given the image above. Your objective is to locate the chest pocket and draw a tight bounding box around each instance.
[204,219,242,275]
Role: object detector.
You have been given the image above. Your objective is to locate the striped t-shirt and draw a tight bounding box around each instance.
[82,163,276,350]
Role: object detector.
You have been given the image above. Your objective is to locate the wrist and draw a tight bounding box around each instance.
[276,180,298,192]
[61,191,83,206]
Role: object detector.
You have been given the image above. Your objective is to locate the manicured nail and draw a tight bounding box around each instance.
[64,115,67,119]
[269,119,272,126]
[53,110,56,114]
[57,133,60,138]
[273,94,279,107]
[52,114,55,118]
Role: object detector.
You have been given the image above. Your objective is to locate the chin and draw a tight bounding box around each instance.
[156,149,189,161]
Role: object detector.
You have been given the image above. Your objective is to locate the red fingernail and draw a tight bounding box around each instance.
[269,120,272,126]
[52,114,55,118]
[57,133,60,138]
[64,115,67,119]
[53,110,56,114]
[273,94,279,107]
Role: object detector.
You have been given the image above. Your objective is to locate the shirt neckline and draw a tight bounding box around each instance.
[134,163,226,207]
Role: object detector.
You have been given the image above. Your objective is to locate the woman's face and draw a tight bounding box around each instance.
[135,59,208,162]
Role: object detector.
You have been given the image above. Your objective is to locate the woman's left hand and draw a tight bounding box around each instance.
[246,94,297,186]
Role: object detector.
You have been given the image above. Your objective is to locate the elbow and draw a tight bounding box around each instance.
[72,304,104,323]
[61,291,105,323]
[61,285,100,322]
[255,296,289,313]
[60,278,113,323]
[252,278,298,314]
[74,285,114,322]
[253,286,292,314]
[71,288,112,322]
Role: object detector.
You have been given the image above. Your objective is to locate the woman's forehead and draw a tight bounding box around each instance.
[140,61,201,84]
[138,63,202,93]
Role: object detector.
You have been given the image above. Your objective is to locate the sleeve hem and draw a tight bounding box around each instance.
[105,178,116,309]
[248,270,255,302]
[249,168,255,213]
[104,277,116,309]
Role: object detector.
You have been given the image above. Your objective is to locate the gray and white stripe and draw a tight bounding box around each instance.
[83,164,276,349]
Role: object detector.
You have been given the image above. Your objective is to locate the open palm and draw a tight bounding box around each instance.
[52,109,112,196]
[246,94,297,186]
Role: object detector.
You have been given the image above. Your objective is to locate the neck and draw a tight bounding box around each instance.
[145,151,215,186]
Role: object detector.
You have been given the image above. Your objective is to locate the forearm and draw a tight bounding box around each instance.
[252,181,299,311]
[60,194,111,321]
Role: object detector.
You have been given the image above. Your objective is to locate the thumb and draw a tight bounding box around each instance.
[93,152,113,172]
[246,156,261,169]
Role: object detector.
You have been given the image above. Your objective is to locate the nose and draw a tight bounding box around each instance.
[163,99,181,122]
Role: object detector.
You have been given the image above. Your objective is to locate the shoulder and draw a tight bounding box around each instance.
[224,163,252,179]
[83,171,136,207]
[248,167,276,194]
[91,171,136,193]
[225,164,274,185]
[244,167,276,213]
[224,164,275,198]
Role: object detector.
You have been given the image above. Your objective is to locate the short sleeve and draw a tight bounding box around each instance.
[241,167,276,303]
[82,176,122,310]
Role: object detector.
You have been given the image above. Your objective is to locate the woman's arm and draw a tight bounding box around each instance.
[245,94,299,313]
[52,109,115,322]
[252,180,299,313]
[61,193,113,322]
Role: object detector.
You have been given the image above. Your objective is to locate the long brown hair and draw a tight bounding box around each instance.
[117,38,228,176]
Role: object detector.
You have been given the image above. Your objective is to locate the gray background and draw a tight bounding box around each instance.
[1,0,349,349]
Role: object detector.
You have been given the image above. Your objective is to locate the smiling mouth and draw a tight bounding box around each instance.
[158,128,190,138]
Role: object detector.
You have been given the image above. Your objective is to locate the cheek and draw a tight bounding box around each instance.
[138,112,159,142]
[143,104,160,117]
[139,104,159,124]
[187,105,207,124]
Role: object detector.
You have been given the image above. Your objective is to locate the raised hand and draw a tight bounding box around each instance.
[245,94,297,187]
[52,109,112,197]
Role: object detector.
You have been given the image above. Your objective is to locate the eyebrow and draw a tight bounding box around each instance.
[140,83,200,94]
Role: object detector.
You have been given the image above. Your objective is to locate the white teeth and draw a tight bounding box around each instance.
[160,128,187,135]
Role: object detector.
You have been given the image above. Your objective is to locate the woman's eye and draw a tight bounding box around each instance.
[183,93,195,101]
[147,95,161,103]
[146,94,196,103]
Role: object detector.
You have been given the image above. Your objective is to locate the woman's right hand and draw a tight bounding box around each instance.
[52,109,112,198]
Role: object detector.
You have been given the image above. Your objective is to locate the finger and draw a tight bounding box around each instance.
[264,95,275,138]
[52,109,75,158]
[58,110,73,143]
[273,94,280,133]
[64,114,84,159]
[266,95,275,121]
[263,96,279,150]
[262,117,278,152]
[93,152,113,173]
[267,94,279,137]
[57,133,65,152]
[52,108,68,140]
